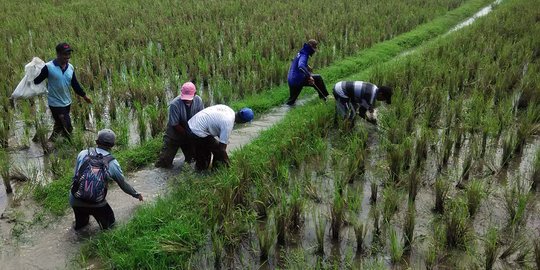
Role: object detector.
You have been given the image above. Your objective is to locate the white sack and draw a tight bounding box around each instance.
[11,57,47,100]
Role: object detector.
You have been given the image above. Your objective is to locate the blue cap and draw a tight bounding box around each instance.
[238,108,254,122]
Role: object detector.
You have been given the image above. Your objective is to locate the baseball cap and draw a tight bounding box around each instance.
[56,43,73,54]
[96,129,116,147]
[238,108,254,122]
[180,82,196,101]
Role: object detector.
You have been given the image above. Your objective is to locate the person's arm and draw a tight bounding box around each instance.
[108,160,143,201]
[297,54,311,77]
[33,65,48,84]
[71,72,92,103]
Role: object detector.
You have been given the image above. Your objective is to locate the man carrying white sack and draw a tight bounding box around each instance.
[34,42,92,141]
[332,81,393,125]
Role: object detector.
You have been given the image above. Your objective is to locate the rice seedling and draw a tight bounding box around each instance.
[330,189,345,240]
[439,130,454,170]
[414,126,430,168]
[389,227,404,263]
[370,181,378,205]
[499,234,527,260]
[134,102,147,143]
[434,176,450,214]
[460,150,473,185]
[465,179,486,217]
[0,117,9,148]
[145,104,166,138]
[33,115,50,155]
[0,148,12,193]
[503,182,530,229]
[535,238,540,270]
[353,220,368,254]
[288,184,304,232]
[381,185,401,223]
[275,195,288,246]
[532,148,540,192]
[500,131,517,168]
[407,169,419,203]
[483,227,499,270]
[312,209,326,255]
[211,224,224,269]
[256,221,276,262]
[403,201,415,250]
[444,197,471,250]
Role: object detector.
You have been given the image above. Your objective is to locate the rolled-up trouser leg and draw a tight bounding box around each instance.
[155,135,181,168]
[311,74,329,99]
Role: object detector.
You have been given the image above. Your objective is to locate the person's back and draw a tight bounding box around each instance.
[188,104,236,144]
[288,43,314,86]
[70,129,143,230]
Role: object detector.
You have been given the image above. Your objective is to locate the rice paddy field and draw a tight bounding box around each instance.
[1,0,539,269]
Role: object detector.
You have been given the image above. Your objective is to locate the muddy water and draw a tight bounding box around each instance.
[0,99,310,269]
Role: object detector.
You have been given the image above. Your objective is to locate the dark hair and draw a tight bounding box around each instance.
[378,86,393,104]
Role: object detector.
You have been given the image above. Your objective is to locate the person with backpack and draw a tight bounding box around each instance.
[332,81,393,125]
[70,129,143,230]
[33,42,92,141]
[188,105,254,171]
[155,82,204,168]
[286,39,329,106]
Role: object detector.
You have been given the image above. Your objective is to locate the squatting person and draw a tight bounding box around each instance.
[34,42,92,141]
[70,129,143,230]
[286,39,329,105]
[188,105,254,171]
[155,82,204,168]
[332,81,393,125]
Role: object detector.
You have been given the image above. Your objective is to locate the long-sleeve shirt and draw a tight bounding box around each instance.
[34,59,86,107]
[333,81,378,112]
[69,147,139,208]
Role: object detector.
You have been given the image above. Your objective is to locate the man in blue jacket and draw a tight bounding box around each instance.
[34,43,92,141]
[286,39,329,105]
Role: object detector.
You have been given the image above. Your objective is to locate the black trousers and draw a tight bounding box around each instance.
[49,105,73,141]
[193,136,229,171]
[286,74,329,105]
[72,203,115,230]
[155,134,195,168]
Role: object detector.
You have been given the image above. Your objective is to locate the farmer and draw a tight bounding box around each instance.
[70,129,143,230]
[286,39,329,105]
[188,105,254,171]
[34,42,92,141]
[332,81,393,125]
[155,82,204,168]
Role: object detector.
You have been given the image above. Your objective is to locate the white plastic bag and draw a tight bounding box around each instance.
[11,57,47,100]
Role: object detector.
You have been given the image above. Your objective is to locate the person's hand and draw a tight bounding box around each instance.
[136,193,144,201]
[307,76,315,85]
[83,96,92,104]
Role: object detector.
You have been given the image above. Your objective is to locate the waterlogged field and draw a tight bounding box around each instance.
[83,0,539,269]
[0,0,487,213]
[0,0,539,269]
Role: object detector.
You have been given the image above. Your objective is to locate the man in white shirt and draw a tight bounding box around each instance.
[188,105,254,171]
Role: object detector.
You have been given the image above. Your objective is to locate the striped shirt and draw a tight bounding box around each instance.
[333,81,378,110]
